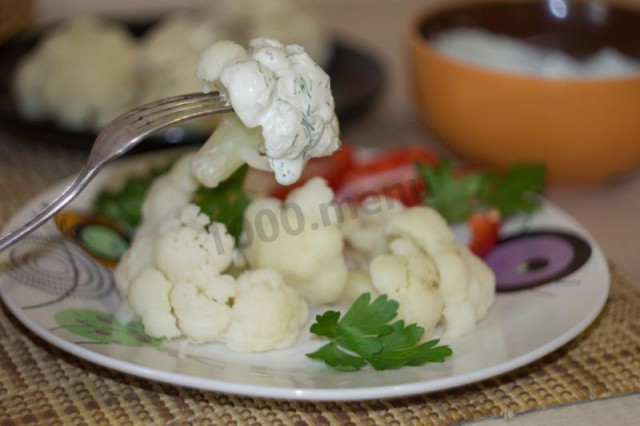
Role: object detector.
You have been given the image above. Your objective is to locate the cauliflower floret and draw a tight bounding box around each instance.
[138,12,223,104]
[14,17,137,131]
[243,177,348,304]
[137,12,224,133]
[190,113,270,188]
[341,196,405,258]
[194,38,340,185]
[368,207,496,338]
[341,270,379,305]
[224,269,308,352]
[369,250,444,337]
[386,207,457,255]
[128,267,181,339]
[119,203,236,342]
[121,202,309,350]
[170,265,235,343]
[431,245,495,337]
[114,155,202,295]
[217,0,332,66]
[155,208,234,283]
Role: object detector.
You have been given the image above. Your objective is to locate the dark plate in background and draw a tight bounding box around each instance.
[0,22,384,151]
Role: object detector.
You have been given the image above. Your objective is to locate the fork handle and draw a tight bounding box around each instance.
[0,164,100,253]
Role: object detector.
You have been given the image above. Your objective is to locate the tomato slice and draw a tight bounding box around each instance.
[468,211,501,257]
[336,146,439,206]
[270,144,356,200]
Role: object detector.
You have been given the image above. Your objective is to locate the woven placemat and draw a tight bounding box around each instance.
[0,266,637,425]
[1,135,639,424]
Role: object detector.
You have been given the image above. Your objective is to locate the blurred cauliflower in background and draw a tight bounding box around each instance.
[14,17,137,131]
[138,12,222,101]
[217,0,332,67]
[137,12,222,134]
[13,0,331,134]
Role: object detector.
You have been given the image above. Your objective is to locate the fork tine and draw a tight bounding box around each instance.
[138,108,226,134]
[127,96,224,124]
[120,92,226,123]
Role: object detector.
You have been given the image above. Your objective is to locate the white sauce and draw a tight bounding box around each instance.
[197,38,340,185]
[432,28,640,78]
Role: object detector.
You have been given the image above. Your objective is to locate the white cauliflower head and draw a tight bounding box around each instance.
[431,245,495,337]
[386,207,457,255]
[120,201,311,351]
[114,155,200,296]
[170,265,235,343]
[368,207,496,338]
[341,270,379,305]
[217,0,332,66]
[223,269,308,352]
[196,38,340,185]
[242,177,348,305]
[155,205,234,283]
[138,12,223,103]
[128,267,181,339]
[370,249,444,337]
[122,204,236,343]
[14,17,137,131]
[341,196,405,258]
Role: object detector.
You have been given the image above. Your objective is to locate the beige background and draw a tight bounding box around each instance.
[10,0,640,423]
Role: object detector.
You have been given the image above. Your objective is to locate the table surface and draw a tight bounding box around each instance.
[3,0,638,424]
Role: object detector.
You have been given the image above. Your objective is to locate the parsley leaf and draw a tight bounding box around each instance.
[416,161,546,222]
[481,164,546,217]
[417,161,491,222]
[307,293,453,371]
[306,342,367,371]
[93,163,171,229]
[93,163,251,242]
[368,321,452,370]
[192,165,251,240]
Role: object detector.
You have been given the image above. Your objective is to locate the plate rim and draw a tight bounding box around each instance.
[0,158,610,401]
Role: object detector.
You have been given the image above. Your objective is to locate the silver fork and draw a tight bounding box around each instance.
[0,91,232,252]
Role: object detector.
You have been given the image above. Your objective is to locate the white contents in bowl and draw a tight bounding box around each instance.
[431,28,640,78]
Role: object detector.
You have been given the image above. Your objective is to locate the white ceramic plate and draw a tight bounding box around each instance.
[0,151,609,401]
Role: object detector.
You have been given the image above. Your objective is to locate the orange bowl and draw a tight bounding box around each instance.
[410,0,640,184]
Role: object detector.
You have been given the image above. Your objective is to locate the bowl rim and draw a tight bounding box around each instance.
[408,0,640,84]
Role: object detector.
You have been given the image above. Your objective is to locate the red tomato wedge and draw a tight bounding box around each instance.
[336,146,439,206]
[270,144,356,200]
[468,211,501,257]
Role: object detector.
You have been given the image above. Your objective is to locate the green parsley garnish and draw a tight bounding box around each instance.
[93,163,251,241]
[93,162,172,229]
[192,165,251,240]
[307,293,453,371]
[482,163,546,217]
[416,161,546,222]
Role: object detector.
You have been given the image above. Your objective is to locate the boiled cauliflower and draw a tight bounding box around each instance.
[125,204,235,342]
[114,154,200,296]
[223,269,308,352]
[243,177,348,304]
[219,0,332,67]
[368,207,496,338]
[370,245,444,337]
[122,203,310,349]
[341,270,379,305]
[14,17,137,131]
[138,12,223,104]
[194,38,340,185]
[430,245,496,337]
[341,196,404,258]
[137,12,224,133]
